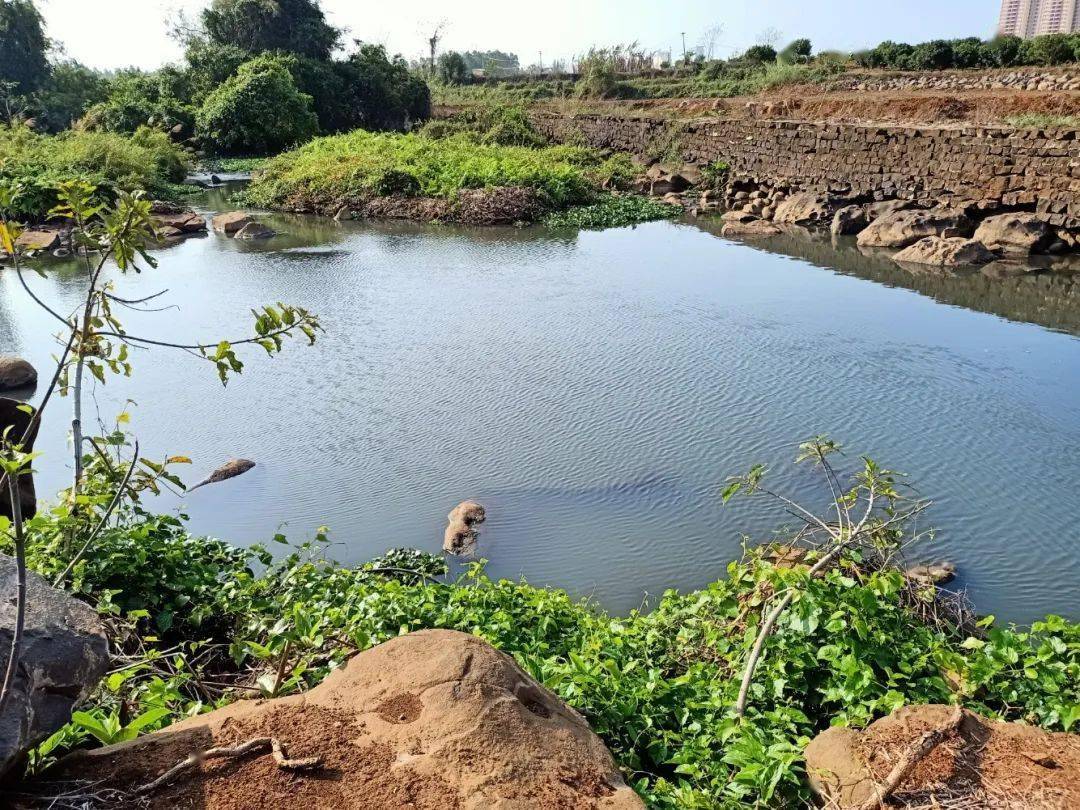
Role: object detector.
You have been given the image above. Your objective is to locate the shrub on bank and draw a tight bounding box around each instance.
[195,55,319,156]
[13,504,1079,807]
[241,129,615,212]
[0,124,188,219]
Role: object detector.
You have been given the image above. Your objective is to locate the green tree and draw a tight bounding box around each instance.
[201,0,339,60]
[909,39,954,70]
[183,38,250,104]
[437,51,468,85]
[742,44,777,64]
[82,70,194,135]
[196,54,318,154]
[984,35,1023,67]
[1021,33,1075,66]
[778,38,812,64]
[949,37,987,69]
[0,0,49,94]
[35,61,109,132]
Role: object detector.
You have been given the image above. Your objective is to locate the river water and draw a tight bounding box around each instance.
[3,187,1079,624]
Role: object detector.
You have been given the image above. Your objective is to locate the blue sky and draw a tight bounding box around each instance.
[42,0,1002,70]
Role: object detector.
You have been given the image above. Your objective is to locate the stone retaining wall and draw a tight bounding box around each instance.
[531,112,1080,228]
[823,67,1080,93]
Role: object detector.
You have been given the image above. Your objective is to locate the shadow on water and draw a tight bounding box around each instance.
[691,217,1080,337]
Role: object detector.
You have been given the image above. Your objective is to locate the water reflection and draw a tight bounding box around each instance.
[692,217,1080,336]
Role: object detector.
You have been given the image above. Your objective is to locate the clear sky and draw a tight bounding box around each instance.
[40,0,1002,71]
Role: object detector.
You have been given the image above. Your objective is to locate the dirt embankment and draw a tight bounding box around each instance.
[543,85,1080,128]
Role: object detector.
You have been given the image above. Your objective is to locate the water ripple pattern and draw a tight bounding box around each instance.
[2,207,1078,623]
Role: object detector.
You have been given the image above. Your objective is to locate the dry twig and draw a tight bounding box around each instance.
[134,736,321,796]
[854,705,965,810]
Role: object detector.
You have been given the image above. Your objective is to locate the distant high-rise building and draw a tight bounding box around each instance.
[999,0,1080,36]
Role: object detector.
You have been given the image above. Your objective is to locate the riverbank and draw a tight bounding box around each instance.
[6,486,1079,807]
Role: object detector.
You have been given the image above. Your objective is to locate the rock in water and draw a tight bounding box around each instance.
[53,630,643,808]
[773,192,834,225]
[806,704,1080,808]
[905,561,957,585]
[188,459,256,491]
[0,555,110,778]
[0,398,37,521]
[893,236,996,267]
[857,208,972,249]
[443,500,486,555]
[721,219,782,237]
[973,212,1054,256]
[831,205,868,236]
[234,222,276,240]
[210,211,254,235]
[0,357,37,391]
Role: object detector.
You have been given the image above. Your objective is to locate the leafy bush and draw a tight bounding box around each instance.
[81,69,194,135]
[0,124,188,218]
[15,503,1078,807]
[420,102,547,148]
[195,54,318,155]
[242,130,609,210]
[743,44,777,64]
[201,0,340,60]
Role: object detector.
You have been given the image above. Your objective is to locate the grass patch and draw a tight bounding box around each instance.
[241,129,627,214]
[1005,113,1080,128]
[544,194,679,229]
[0,124,188,220]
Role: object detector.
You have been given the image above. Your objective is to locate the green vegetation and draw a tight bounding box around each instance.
[0,124,187,219]
[1,0,429,155]
[241,129,629,213]
[854,33,1080,70]
[195,54,318,155]
[6,458,1076,806]
[1005,113,1080,129]
[544,195,678,229]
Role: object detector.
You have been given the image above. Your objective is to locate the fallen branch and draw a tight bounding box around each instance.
[134,736,321,796]
[854,705,965,810]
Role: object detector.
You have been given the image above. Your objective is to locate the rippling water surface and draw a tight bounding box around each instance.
[3,189,1078,623]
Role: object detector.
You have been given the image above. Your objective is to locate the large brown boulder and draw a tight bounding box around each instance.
[0,555,110,778]
[893,236,996,267]
[12,230,60,253]
[773,192,833,225]
[857,208,972,249]
[973,212,1054,256]
[51,630,642,809]
[806,705,1080,809]
[831,205,868,236]
[0,357,37,391]
[153,210,207,235]
[211,211,255,235]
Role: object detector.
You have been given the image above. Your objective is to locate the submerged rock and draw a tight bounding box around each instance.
[857,208,972,249]
[235,222,276,240]
[53,630,642,808]
[0,555,110,778]
[443,500,486,554]
[893,236,996,267]
[0,356,37,391]
[806,704,1080,808]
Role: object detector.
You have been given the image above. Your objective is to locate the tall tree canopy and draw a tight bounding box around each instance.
[0,0,50,93]
[201,0,340,60]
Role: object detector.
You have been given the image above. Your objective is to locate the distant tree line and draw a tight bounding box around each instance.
[852,33,1080,70]
[0,0,431,155]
